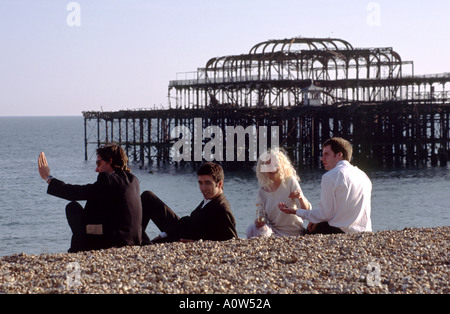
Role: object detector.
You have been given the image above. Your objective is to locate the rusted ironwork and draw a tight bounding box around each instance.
[84,37,450,170]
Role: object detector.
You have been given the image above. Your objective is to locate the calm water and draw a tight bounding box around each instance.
[0,116,449,257]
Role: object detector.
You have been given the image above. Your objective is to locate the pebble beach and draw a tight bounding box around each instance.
[0,227,448,294]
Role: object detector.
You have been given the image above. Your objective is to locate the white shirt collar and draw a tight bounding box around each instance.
[336,160,350,167]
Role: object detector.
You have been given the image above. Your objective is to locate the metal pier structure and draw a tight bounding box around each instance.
[83,37,450,170]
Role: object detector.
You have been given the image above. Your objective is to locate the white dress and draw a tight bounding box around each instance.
[246,177,305,238]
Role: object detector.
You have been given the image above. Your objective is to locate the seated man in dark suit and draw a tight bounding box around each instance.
[141,162,238,243]
[38,144,142,253]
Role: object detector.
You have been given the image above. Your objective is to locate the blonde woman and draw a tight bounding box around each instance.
[246,149,311,238]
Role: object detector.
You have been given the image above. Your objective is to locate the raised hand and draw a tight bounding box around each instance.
[38,152,51,181]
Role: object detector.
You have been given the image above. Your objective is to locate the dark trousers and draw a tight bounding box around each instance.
[141,191,180,244]
[66,192,177,251]
[65,202,88,253]
[307,222,345,235]
[65,202,107,252]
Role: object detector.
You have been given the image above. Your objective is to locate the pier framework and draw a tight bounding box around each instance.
[83,38,450,170]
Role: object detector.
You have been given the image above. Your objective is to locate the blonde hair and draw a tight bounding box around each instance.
[256,149,299,190]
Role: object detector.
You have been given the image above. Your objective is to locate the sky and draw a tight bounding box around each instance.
[0,0,449,116]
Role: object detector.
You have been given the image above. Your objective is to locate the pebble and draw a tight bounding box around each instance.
[0,227,448,294]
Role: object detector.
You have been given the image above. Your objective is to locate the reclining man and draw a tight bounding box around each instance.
[141,162,238,243]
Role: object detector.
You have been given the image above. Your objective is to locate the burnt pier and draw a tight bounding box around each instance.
[83,38,450,170]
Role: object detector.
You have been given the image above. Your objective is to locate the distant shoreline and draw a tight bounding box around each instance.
[1,226,448,294]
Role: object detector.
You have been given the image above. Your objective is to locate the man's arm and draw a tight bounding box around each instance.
[39,152,107,201]
[47,178,100,201]
[279,175,336,224]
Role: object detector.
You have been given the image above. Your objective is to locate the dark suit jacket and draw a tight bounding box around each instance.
[47,171,142,248]
[167,193,238,241]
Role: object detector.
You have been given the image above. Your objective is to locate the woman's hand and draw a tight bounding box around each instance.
[289,190,303,200]
[290,190,312,210]
[254,218,266,229]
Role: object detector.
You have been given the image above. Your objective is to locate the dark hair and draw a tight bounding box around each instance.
[197,162,224,184]
[96,144,131,172]
[322,137,353,162]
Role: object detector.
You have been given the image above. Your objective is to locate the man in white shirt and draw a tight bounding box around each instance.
[279,137,372,234]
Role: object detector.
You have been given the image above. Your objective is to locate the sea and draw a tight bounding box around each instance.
[0,116,449,257]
